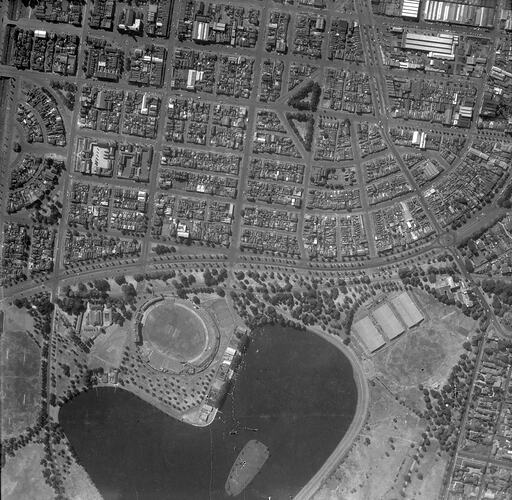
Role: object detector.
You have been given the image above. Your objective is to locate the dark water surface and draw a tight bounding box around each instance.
[59,326,358,500]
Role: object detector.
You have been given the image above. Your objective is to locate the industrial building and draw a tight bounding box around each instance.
[91,143,116,175]
[423,0,497,28]
[192,21,210,42]
[402,32,458,59]
[490,66,512,81]
[372,303,405,340]
[75,137,116,176]
[186,69,205,90]
[401,0,421,20]
[352,316,386,353]
[391,292,424,328]
[412,130,427,149]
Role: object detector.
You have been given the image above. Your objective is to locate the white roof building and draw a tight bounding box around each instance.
[402,0,421,20]
[353,316,386,353]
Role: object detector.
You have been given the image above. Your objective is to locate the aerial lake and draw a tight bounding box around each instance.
[59,325,358,499]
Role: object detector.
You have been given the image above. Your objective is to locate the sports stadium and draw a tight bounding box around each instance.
[138,297,220,374]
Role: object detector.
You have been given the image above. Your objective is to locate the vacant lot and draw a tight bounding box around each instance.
[1,306,41,437]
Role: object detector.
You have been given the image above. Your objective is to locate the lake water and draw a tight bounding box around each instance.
[59,325,358,499]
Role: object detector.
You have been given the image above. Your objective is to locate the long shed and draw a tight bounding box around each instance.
[391,292,424,328]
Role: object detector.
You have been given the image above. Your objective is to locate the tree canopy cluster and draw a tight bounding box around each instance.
[288,81,321,112]
[286,112,315,151]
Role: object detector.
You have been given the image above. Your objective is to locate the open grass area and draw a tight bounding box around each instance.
[1,444,54,500]
[314,384,434,500]
[88,323,129,369]
[144,301,206,361]
[0,326,41,437]
[1,303,35,336]
[61,461,103,500]
[208,297,238,334]
[315,290,471,500]
[404,442,448,500]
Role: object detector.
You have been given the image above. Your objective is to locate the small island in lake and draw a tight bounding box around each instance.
[225,439,270,497]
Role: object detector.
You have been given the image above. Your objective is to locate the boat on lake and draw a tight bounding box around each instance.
[225,439,270,497]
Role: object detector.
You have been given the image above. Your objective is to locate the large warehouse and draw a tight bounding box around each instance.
[401,0,421,19]
[372,303,405,340]
[402,32,457,59]
[353,316,386,353]
[391,292,424,328]
[423,0,496,28]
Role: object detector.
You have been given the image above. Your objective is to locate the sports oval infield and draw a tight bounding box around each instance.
[142,300,209,363]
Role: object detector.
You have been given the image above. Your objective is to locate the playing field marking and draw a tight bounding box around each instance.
[169,326,179,339]
[441,311,456,321]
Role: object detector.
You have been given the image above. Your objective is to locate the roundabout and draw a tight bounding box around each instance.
[138,298,219,373]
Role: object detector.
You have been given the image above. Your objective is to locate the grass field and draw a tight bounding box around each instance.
[2,304,35,336]
[144,302,207,361]
[315,384,435,500]
[88,323,129,370]
[1,444,54,500]
[314,289,474,500]
[1,326,41,437]
[61,461,103,500]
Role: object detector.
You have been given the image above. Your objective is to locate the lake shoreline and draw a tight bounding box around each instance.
[294,327,369,500]
[58,325,360,499]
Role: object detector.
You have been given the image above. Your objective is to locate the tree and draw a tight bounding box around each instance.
[154,244,172,255]
[121,283,137,302]
[464,258,474,273]
[114,275,126,286]
[14,297,29,309]
[77,282,89,296]
[94,279,110,292]
[203,270,216,287]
